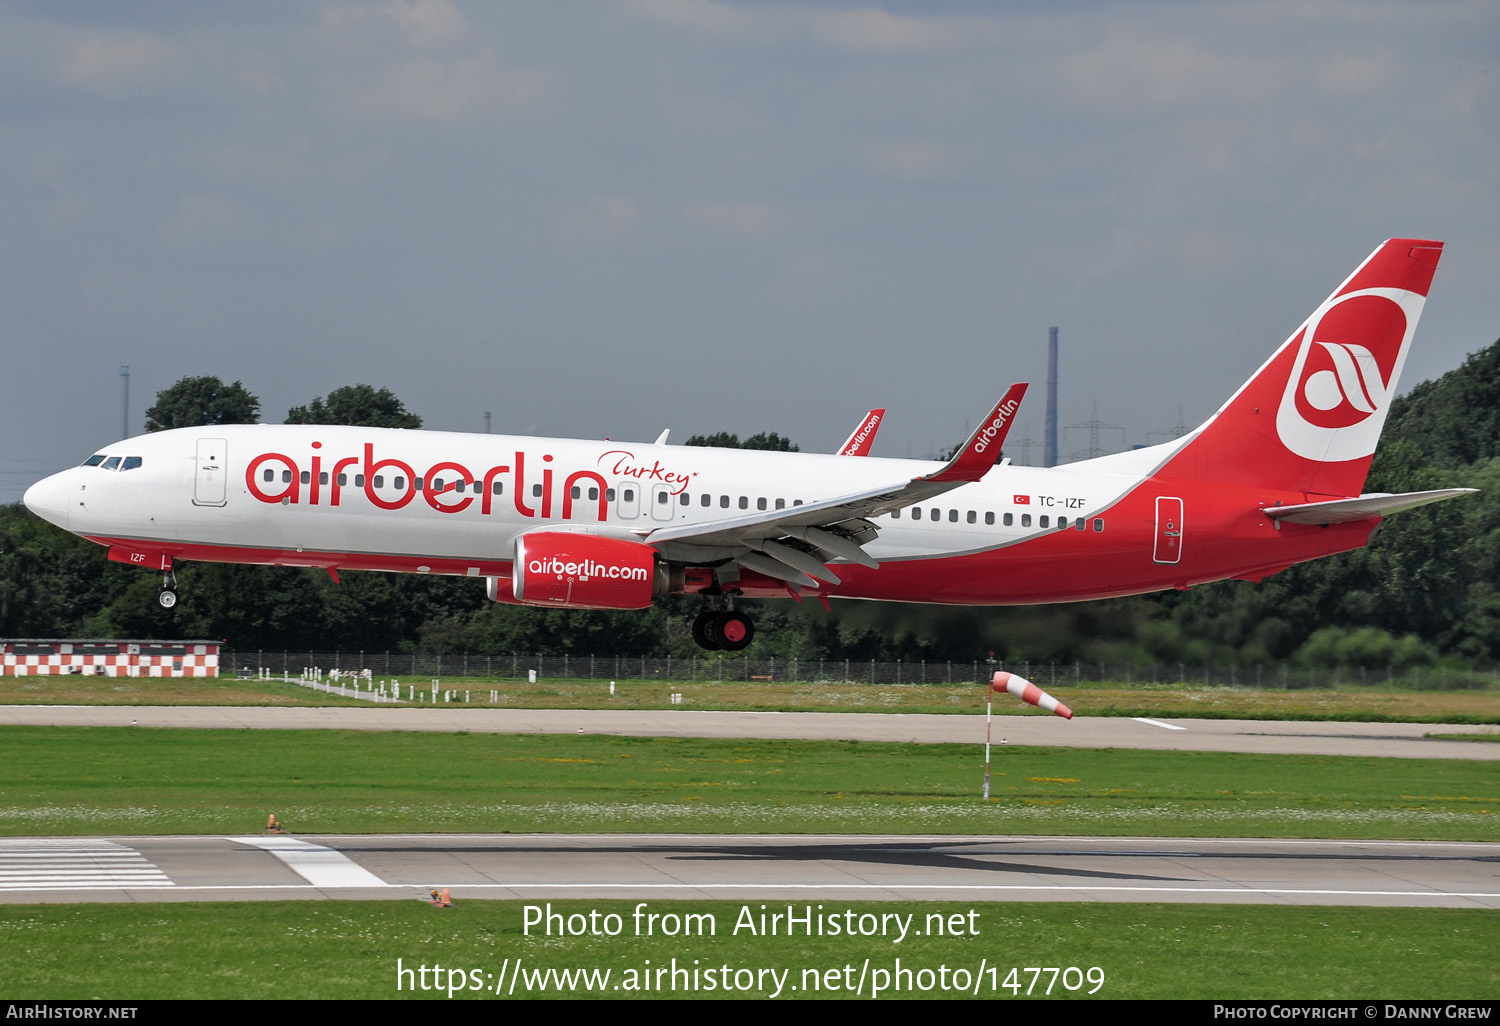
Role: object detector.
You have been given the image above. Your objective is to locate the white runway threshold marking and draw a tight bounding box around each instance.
[0,838,172,890]
[230,836,387,888]
[1133,717,1186,731]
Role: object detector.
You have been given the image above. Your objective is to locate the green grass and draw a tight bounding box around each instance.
[0,901,1493,999]
[0,727,1495,839]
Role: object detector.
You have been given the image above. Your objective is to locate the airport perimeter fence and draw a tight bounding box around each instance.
[222,651,1499,691]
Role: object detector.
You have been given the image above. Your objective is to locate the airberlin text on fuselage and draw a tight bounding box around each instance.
[243,442,694,522]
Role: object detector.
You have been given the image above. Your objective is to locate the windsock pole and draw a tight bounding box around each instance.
[991,671,1073,720]
[983,692,992,800]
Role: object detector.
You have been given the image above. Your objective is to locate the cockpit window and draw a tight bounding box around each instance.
[121,457,143,471]
[82,455,106,467]
[101,456,121,471]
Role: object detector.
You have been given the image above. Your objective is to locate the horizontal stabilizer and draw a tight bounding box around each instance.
[1263,488,1477,525]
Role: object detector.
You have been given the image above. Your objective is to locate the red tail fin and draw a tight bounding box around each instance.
[1162,239,1442,497]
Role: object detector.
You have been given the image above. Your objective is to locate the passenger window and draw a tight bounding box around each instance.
[281,470,292,483]
[415,478,424,491]
[122,457,143,471]
[493,481,503,495]
[374,475,384,488]
[1002,512,1011,526]
[720,495,730,508]
[739,497,748,509]
[571,486,581,499]
[657,491,669,505]
[949,509,958,523]
[679,493,689,505]
[1058,516,1068,528]
[394,476,405,490]
[337,474,348,486]
[1040,515,1050,528]
[263,469,275,483]
[319,472,329,485]
[911,507,921,519]
[83,455,106,467]
[591,488,601,500]
[757,498,767,511]
[606,488,616,501]
[356,475,365,487]
[930,508,940,522]
[775,498,785,510]
[1076,518,1086,531]
[1021,514,1031,527]
[967,510,976,524]
[892,509,901,519]
[793,499,803,506]
[532,484,542,497]
[1093,518,1104,532]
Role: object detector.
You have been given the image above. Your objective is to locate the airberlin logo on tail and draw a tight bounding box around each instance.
[1275,288,1424,463]
[973,400,1020,454]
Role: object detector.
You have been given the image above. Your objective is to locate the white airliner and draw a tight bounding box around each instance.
[24,239,1472,651]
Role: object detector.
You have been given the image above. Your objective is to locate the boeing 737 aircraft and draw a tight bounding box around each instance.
[24,239,1472,651]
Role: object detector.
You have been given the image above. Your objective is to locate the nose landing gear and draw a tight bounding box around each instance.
[157,570,179,611]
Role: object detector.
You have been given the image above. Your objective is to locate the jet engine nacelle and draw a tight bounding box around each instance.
[510,531,662,609]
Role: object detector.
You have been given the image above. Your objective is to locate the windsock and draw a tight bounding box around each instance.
[991,671,1073,720]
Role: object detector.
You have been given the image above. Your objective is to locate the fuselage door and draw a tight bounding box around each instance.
[193,438,228,507]
[616,482,640,519]
[650,484,673,521]
[1153,495,1183,564]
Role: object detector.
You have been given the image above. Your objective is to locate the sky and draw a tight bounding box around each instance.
[1,0,1496,501]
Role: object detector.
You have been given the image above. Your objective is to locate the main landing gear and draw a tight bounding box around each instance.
[692,607,754,652]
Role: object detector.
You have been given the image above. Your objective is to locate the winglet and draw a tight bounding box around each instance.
[838,409,885,456]
[923,384,1027,484]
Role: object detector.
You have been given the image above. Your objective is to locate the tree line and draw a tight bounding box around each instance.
[4,346,1499,667]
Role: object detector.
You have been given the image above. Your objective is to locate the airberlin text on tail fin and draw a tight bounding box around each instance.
[1163,239,1443,498]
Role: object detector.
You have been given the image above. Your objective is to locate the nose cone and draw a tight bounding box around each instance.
[23,472,72,530]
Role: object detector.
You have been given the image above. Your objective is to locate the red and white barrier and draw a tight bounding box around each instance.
[2,641,220,678]
[991,671,1072,719]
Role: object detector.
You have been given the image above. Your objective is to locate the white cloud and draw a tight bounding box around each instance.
[1061,28,1284,110]
[627,0,974,54]
[688,202,774,238]
[862,142,949,181]
[64,29,176,88]
[556,196,640,248]
[1316,52,1397,96]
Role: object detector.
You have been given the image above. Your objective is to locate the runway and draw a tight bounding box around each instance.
[2,705,1497,759]
[1,834,1495,908]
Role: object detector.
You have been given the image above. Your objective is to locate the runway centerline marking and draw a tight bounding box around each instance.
[1133,717,1186,731]
[229,836,386,887]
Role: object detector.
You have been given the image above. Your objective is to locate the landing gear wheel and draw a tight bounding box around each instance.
[713,611,754,651]
[692,612,721,651]
[156,588,179,611]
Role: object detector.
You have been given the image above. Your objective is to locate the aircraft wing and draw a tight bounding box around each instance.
[644,385,1025,587]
